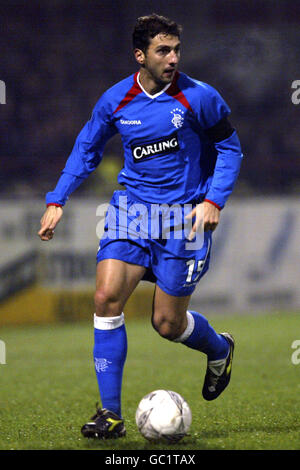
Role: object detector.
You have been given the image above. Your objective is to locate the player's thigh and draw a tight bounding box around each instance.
[95,259,146,314]
[152,284,191,335]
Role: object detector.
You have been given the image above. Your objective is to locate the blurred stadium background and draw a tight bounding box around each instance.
[0,0,299,326]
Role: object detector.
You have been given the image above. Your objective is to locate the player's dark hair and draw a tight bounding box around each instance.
[132,13,182,53]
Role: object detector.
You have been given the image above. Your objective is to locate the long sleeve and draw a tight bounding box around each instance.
[46,91,117,206]
[194,82,243,210]
[204,130,243,210]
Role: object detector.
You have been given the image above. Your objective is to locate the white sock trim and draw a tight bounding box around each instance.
[94,312,125,330]
[173,311,195,343]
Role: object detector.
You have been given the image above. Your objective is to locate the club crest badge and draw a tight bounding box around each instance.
[94,357,112,373]
[171,108,184,129]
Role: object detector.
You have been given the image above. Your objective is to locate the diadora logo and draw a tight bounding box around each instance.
[120,119,142,125]
[171,108,184,129]
[131,132,180,162]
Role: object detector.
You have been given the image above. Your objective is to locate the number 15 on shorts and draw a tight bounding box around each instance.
[185,259,205,283]
[185,238,211,284]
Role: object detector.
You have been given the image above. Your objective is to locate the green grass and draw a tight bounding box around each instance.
[1,312,300,450]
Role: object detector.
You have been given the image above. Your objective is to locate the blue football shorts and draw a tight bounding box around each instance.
[96,190,212,297]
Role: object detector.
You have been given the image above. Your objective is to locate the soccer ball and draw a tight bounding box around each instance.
[135,390,192,443]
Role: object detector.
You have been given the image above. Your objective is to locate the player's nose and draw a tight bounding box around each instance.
[168,50,179,65]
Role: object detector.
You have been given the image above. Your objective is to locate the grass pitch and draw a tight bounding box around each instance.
[0,312,300,450]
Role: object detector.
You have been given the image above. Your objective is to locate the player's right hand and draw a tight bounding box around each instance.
[38,205,63,241]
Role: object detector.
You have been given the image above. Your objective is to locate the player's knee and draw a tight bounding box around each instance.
[152,314,182,341]
[94,287,122,316]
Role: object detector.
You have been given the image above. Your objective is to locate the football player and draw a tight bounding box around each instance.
[39,13,242,439]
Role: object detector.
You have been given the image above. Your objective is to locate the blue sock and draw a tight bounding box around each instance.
[176,310,229,361]
[93,313,127,418]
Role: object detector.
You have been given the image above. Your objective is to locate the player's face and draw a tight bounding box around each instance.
[139,34,181,86]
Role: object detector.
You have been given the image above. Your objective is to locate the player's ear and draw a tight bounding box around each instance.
[134,48,145,66]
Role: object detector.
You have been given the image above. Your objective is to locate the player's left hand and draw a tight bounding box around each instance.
[186,201,220,240]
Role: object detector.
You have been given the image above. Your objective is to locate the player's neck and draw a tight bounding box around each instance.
[138,68,169,96]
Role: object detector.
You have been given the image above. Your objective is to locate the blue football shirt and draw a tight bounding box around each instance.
[46,71,243,208]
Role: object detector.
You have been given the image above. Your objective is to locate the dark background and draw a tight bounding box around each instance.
[1,0,299,199]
